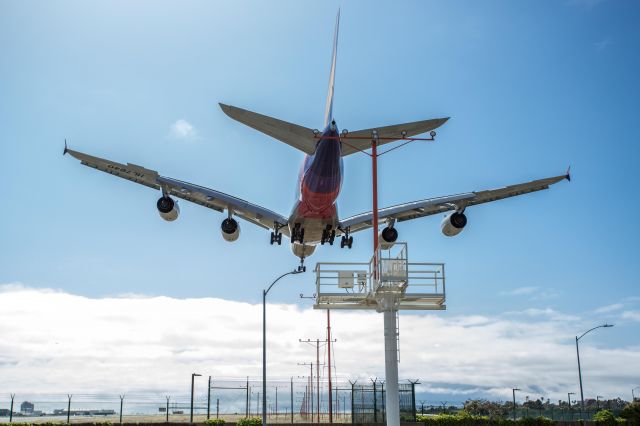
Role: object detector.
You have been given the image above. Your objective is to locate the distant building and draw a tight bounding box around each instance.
[20,401,34,414]
[0,409,11,417]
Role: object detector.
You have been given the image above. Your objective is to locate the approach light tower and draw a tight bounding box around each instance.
[313,122,446,426]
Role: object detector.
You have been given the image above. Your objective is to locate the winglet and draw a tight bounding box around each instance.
[565,165,571,182]
[63,139,68,156]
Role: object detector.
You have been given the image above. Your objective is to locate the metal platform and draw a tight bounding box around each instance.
[313,243,446,311]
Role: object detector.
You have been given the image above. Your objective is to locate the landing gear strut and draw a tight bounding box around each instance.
[339,227,353,249]
[321,225,336,245]
[298,257,306,273]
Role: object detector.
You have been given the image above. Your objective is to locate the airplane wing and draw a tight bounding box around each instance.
[339,171,570,234]
[64,146,290,234]
[341,117,450,156]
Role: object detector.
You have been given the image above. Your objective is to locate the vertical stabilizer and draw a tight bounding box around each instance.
[323,9,340,128]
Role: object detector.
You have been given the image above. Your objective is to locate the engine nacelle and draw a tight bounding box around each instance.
[441,212,467,237]
[378,226,398,250]
[157,196,179,221]
[221,218,241,242]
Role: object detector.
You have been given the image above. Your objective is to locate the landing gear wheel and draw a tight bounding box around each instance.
[292,223,305,243]
[270,231,283,245]
[347,236,353,249]
[329,230,336,245]
[298,257,306,273]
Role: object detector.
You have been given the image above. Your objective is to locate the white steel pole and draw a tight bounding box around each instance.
[383,309,400,426]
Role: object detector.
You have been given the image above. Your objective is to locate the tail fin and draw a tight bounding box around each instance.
[323,9,340,128]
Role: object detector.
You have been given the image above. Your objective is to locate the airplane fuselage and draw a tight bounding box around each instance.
[288,125,342,257]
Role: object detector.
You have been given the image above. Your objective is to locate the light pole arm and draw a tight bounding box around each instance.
[577,324,611,341]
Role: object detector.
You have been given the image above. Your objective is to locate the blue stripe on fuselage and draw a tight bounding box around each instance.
[301,127,343,195]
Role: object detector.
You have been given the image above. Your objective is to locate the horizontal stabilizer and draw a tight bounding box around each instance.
[219,103,317,155]
[341,117,450,156]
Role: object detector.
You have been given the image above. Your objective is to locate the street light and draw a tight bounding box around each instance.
[263,269,304,426]
[512,388,520,421]
[576,324,613,423]
[191,373,202,424]
[568,392,576,421]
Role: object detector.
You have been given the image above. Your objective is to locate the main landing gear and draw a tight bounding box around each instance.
[291,223,305,243]
[340,227,353,249]
[321,225,336,245]
[270,222,284,245]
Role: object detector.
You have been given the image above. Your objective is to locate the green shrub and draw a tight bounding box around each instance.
[595,410,616,425]
[414,413,553,426]
[237,417,262,426]
[620,403,640,426]
[204,419,226,426]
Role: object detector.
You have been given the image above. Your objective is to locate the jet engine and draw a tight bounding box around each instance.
[157,196,179,221]
[378,226,398,250]
[441,212,467,237]
[221,218,241,242]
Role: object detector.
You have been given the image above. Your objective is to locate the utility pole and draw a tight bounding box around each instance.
[512,389,520,421]
[298,362,315,421]
[300,335,335,423]
[119,394,125,424]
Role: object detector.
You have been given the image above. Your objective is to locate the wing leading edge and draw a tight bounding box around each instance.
[340,172,570,234]
[64,147,290,235]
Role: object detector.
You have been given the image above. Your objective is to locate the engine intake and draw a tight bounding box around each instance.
[221,218,241,242]
[378,226,398,250]
[441,212,467,237]
[157,196,179,221]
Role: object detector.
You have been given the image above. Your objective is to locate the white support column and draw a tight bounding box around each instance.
[383,308,400,426]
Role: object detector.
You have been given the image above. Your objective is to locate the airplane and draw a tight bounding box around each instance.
[65,11,569,270]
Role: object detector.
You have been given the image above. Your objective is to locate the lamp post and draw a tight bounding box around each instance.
[576,324,613,424]
[263,269,304,426]
[512,388,520,421]
[191,373,202,424]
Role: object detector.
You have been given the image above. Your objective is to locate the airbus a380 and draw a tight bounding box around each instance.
[65,13,569,268]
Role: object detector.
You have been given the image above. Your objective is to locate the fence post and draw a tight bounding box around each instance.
[119,394,124,424]
[166,396,170,423]
[290,377,294,424]
[208,376,212,420]
[67,394,72,424]
[9,394,15,423]
[349,380,356,424]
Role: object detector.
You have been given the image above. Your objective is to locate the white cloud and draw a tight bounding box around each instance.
[621,311,640,322]
[594,303,624,314]
[501,286,537,296]
[0,285,638,403]
[169,119,198,141]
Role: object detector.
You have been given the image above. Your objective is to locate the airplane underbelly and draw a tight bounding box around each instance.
[289,201,338,244]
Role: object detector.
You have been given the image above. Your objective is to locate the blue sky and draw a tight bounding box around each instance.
[1,0,639,401]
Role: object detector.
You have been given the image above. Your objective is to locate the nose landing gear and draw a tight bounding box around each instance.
[298,257,307,273]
